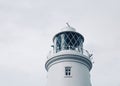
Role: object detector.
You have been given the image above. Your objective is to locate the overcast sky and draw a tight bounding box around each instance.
[0,0,120,86]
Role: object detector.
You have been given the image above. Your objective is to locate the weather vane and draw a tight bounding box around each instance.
[66,22,70,27]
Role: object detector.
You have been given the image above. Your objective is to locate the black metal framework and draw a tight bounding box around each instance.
[53,32,84,53]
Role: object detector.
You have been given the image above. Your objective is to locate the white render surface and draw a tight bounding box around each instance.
[46,61,91,86]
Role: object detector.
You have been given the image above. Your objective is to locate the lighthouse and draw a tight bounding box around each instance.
[45,24,92,86]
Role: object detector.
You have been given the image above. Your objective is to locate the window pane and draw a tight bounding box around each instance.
[65,67,71,76]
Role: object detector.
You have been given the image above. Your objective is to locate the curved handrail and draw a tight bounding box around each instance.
[47,49,93,60]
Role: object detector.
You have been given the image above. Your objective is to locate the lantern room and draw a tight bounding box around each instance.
[52,24,84,53]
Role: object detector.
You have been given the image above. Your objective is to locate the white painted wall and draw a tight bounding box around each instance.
[47,61,91,86]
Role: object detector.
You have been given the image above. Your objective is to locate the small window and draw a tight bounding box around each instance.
[56,35,61,52]
[65,66,72,78]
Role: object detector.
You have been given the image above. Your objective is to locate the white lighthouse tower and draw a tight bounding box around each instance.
[45,24,92,86]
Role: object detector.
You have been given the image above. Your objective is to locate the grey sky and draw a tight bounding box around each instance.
[0,0,120,86]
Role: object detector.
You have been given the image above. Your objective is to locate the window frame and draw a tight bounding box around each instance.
[64,66,72,78]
